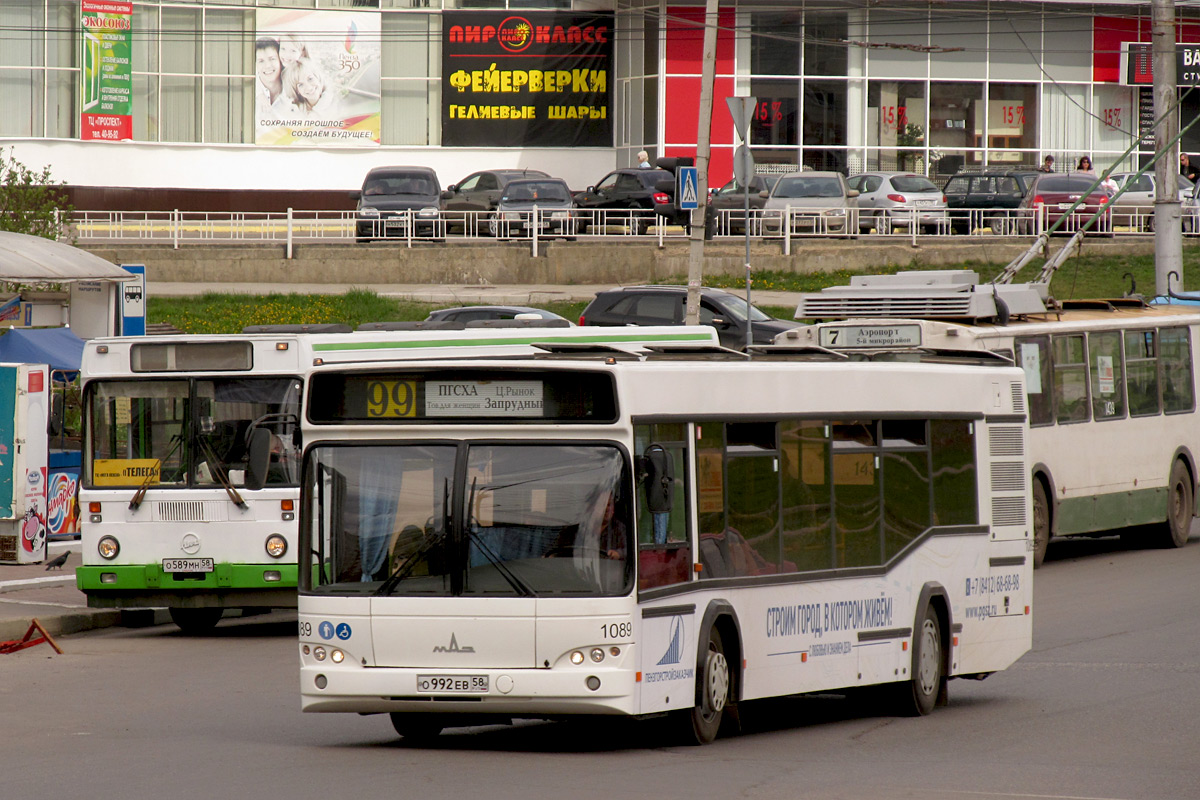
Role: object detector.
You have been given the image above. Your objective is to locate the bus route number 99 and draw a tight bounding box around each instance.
[366,379,417,418]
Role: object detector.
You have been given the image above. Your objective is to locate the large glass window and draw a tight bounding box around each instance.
[803,79,846,146]
[987,83,1037,165]
[780,421,832,571]
[1125,330,1159,418]
[87,377,302,489]
[635,424,690,591]
[751,11,800,76]
[307,443,632,596]
[803,13,847,76]
[1016,336,1053,426]
[1089,331,1126,421]
[930,82,982,172]
[1053,334,1089,424]
[867,80,926,171]
[1161,327,1195,414]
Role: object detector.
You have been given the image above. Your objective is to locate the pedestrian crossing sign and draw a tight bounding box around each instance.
[679,166,699,210]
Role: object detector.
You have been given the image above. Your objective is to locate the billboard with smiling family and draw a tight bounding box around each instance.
[255,8,381,146]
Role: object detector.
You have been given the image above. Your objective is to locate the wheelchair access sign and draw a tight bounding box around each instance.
[678,166,699,210]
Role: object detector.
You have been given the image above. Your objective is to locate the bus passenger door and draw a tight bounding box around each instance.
[634,426,692,591]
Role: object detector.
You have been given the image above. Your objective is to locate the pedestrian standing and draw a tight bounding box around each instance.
[1182,153,1199,184]
[1040,155,1055,172]
[637,150,651,168]
[1076,156,1095,175]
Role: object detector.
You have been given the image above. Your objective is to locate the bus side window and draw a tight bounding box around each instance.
[1160,327,1196,413]
[1015,336,1052,425]
[1125,330,1160,417]
[1088,331,1126,421]
[634,425,691,591]
[1052,334,1090,424]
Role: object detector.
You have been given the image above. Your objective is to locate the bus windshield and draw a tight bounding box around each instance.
[307,443,632,597]
[87,377,302,488]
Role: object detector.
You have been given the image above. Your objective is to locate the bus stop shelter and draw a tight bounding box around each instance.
[0,231,135,338]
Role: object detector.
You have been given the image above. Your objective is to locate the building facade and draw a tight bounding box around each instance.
[0,0,1192,209]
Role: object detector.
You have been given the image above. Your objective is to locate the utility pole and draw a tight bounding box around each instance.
[685,0,719,326]
[1153,0,1181,294]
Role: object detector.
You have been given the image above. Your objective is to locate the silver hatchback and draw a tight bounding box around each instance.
[847,172,948,234]
[1108,172,1198,232]
[761,171,858,236]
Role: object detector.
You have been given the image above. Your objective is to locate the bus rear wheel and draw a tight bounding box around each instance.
[1160,460,1194,549]
[1032,480,1050,568]
[897,606,943,716]
[683,627,730,745]
[168,607,223,634]
[389,713,444,741]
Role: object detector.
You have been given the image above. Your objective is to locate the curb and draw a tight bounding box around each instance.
[0,608,171,645]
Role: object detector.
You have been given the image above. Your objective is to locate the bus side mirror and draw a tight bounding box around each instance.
[245,428,272,491]
[643,444,673,514]
[47,392,64,437]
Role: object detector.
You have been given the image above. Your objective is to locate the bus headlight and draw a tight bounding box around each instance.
[265,534,288,559]
[331,649,345,663]
[590,648,605,663]
[314,646,326,661]
[98,536,120,560]
[570,650,584,665]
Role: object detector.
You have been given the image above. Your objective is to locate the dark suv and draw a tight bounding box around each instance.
[573,168,687,234]
[942,170,1040,234]
[578,285,798,350]
[354,166,442,242]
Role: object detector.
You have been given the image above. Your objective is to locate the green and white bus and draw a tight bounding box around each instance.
[789,270,1200,566]
[77,324,718,632]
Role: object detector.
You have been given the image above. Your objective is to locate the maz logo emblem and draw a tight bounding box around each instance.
[433,633,475,654]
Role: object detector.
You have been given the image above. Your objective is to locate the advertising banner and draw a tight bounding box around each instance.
[80,0,133,141]
[255,9,381,146]
[442,11,613,147]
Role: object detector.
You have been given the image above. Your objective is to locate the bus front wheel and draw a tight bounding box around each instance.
[1160,460,1194,549]
[389,713,444,741]
[684,627,730,745]
[1032,480,1050,568]
[168,607,223,634]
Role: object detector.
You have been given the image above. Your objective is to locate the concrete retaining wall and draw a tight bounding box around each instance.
[81,239,1156,287]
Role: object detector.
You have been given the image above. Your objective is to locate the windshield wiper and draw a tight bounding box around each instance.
[464,477,534,597]
[376,478,452,596]
[129,433,184,511]
[195,436,247,509]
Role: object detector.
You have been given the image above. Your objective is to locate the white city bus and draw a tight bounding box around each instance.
[788,270,1200,567]
[78,324,718,632]
[296,342,1033,743]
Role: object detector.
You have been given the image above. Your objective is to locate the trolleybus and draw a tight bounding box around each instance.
[789,270,1200,566]
[296,340,1033,743]
[77,324,718,632]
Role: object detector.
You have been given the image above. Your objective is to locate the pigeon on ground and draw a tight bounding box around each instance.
[44,550,71,570]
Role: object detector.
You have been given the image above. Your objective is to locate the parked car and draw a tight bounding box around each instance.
[941,170,1040,234]
[1108,172,1199,232]
[425,306,572,324]
[847,172,948,234]
[577,285,798,350]
[706,174,780,235]
[760,171,858,237]
[354,166,441,242]
[573,168,685,234]
[487,178,578,239]
[1017,172,1113,235]
[441,168,550,234]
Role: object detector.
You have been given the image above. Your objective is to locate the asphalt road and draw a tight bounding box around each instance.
[4,531,1198,800]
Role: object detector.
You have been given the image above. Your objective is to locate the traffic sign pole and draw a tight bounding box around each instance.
[727,96,757,352]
